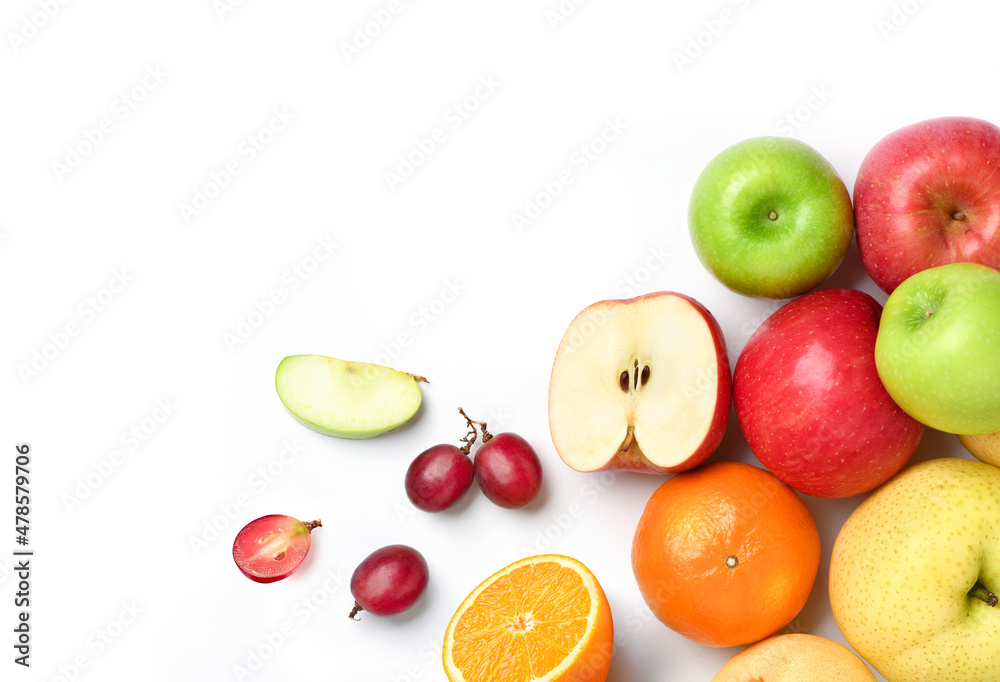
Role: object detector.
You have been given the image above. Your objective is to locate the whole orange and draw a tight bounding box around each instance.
[631,461,820,648]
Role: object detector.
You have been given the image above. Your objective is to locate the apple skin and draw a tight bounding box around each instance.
[548,291,732,474]
[958,430,1000,467]
[734,288,923,497]
[875,261,1000,435]
[830,458,1000,682]
[689,136,854,299]
[855,116,1000,293]
[711,634,877,682]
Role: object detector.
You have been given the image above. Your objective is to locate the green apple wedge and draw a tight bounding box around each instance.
[688,136,854,299]
[830,458,1000,682]
[874,262,1000,435]
[275,355,425,438]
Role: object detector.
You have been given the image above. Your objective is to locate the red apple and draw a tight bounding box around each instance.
[734,288,923,497]
[855,116,1000,293]
[549,291,731,474]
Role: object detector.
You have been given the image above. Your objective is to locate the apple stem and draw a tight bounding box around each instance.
[411,375,429,383]
[304,519,322,532]
[768,210,778,221]
[971,582,999,607]
[348,601,364,621]
[953,211,967,221]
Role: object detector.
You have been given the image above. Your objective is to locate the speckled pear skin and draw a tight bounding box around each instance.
[711,634,876,682]
[958,431,1000,468]
[830,458,1000,682]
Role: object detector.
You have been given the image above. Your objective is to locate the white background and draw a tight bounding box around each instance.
[1,0,992,680]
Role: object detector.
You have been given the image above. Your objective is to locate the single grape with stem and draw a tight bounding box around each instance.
[349,545,429,620]
[404,407,483,512]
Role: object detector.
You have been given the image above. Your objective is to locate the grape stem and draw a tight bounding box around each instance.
[348,601,364,621]
[304,519,322,532]
[457,407,492,452]
[411,375,429,383]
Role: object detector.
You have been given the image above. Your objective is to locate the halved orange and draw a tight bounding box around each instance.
[443,554,614,682]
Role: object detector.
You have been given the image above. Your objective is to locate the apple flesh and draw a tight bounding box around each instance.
[711,634,877,682]
[734,288,923,497]
[548,292,731,474]
[874,262,1000,435]
[855,116,1000,293]
[830,458,1000,682]
[275,355,423,438]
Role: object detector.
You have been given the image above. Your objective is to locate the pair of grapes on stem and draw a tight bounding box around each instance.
[405,407,543,512]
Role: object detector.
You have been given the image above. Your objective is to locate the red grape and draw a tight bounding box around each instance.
[349,545,428,619]
[232,515,321,583]
[405,444,474,512]
[474,432,543,509]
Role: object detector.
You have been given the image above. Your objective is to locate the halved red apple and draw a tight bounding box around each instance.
[548,292,731,474]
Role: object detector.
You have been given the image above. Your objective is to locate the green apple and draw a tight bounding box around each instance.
[275,355,424,438]
[830,458,1000,682]
[875,262,1000,435]
[711,634,876,682]
[958,430,1000,467]
[689,136,854,298]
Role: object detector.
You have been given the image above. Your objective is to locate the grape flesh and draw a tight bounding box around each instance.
[232,515,320,583]
[350,545,428,618]
[405,444,474,512]
[474,433,543,509]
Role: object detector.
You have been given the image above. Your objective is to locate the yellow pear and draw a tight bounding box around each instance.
[958,430,1000,467]
[711,634,876,682]
[830,458,1000,681]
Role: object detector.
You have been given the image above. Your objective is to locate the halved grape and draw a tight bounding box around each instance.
[349,545,428,619]
[232,514,321,583]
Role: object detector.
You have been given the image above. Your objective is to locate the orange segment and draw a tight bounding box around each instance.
[443,555,613,682]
